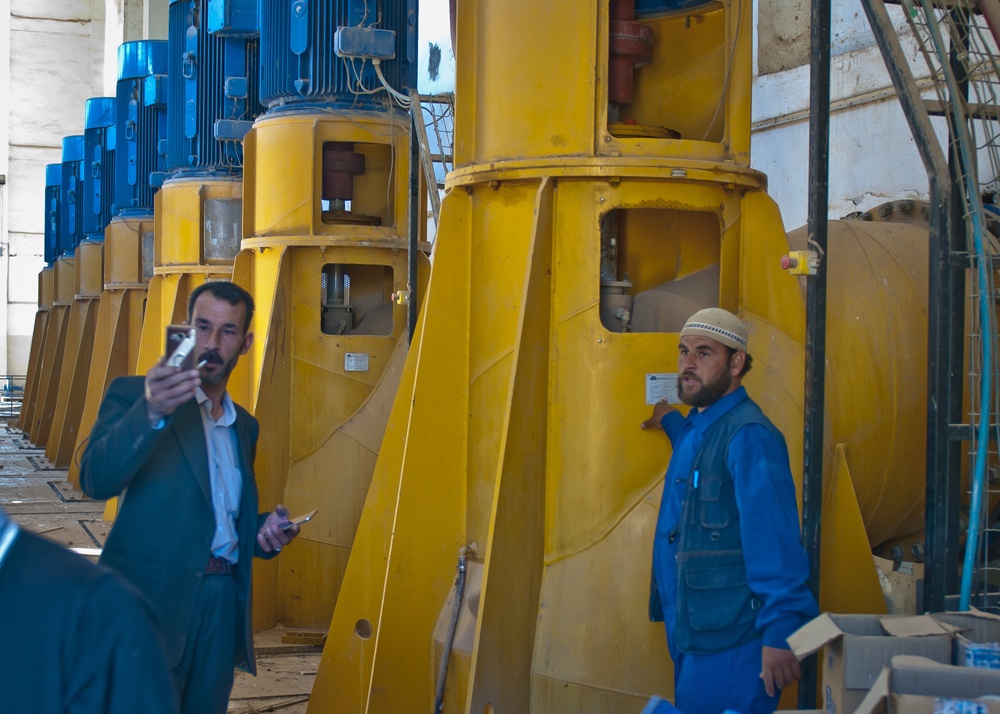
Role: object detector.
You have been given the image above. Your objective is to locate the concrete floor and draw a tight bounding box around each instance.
[0,413,319,713]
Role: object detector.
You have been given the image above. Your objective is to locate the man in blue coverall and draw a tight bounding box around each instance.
[641,308,818,714]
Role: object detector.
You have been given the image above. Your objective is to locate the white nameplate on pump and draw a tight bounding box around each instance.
[645,373,680,405]
[345,353,370,372]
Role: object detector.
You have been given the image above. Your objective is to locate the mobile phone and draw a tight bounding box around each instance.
[165,325,197,370]
[281,509,318,533]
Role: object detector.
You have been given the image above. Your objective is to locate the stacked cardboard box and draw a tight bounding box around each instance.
[787,609,1000,714]
[854,655,1000,713]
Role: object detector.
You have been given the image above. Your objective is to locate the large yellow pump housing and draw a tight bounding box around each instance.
[301,1,935,712]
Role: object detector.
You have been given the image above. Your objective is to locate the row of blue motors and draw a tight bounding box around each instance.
[44,0,417,267]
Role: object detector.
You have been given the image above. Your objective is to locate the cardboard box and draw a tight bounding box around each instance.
[932,609,1000,669]
[855,655,1000,714]
[787,614,954,714]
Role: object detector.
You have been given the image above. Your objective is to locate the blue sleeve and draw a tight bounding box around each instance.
[728,424,819,649]
[660,410,685,444]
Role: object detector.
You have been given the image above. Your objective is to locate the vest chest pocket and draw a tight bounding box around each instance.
[697,472,730,529]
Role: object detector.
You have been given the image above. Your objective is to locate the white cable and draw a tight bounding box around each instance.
[373,59,411,107]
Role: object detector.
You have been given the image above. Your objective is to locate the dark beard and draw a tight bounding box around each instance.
[200,353,238,386]
[679,371,734,409]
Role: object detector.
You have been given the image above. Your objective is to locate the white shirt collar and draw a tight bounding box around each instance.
[195,387,237,427]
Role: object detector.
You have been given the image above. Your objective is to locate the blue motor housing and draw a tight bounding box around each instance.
[258,0,417,111]
[60,136,85,257]
[166,0,262,174]
[635,0,715,14]
[115,40,168,215]
[83,97,117,240]
[44,164,62,266]
[208,0,258,36]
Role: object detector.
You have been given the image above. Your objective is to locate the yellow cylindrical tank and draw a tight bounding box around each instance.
[784,217,929,548]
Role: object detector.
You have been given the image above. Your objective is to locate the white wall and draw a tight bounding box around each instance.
[751,0,949,231]
[2,0,111,374]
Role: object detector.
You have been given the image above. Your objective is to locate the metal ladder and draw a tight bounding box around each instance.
[409,91,455,228]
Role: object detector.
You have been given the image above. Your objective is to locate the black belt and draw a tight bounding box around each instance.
[205,556,237,575]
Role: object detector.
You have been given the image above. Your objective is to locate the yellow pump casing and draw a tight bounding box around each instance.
[27,256,76,448]
[307,1,905,711]
[17,266,56,437]
[236,108,429,632]
[67,215,154,488]
[44,240,103,466]
[135,177,243,375]
[19,268,54,435]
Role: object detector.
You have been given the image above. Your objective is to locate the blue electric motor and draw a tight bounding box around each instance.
[43,164,62,266]
[115,40,169,214]
[60,136,86,258]
[82,97,117,241]
[166,0,263,173]
[635,0,716,14]
[258,0,417,111]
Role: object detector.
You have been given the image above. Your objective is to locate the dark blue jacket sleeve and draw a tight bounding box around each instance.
[79,377,170,501]
[728,424,818,648]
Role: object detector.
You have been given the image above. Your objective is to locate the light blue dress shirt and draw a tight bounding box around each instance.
[195,389,243,564]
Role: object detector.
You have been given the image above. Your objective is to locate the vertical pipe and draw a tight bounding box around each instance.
[408,108,420,345]
[799,0,831,705]
[406,1,420,345]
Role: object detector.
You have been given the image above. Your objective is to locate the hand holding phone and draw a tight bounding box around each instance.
[281,509,318,533]
[165,325,197,370]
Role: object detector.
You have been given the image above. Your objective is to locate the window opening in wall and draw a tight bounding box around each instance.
[142,231,155,281]
[320,141,392,227]
[203,198,241,263]
[608,2,726,143]
[598,207,721,333]
[321,263,394,336]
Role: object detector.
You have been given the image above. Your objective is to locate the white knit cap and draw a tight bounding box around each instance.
[680,308,749,354]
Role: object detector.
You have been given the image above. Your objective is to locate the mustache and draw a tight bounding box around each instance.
[197,350,225,365]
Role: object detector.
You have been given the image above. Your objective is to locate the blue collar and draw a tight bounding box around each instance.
[685,385,748,434]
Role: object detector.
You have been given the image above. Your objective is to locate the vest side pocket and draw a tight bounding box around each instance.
[675,554,757,653]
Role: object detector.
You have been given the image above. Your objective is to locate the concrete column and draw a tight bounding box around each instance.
[123,0,143,41]
[144,0,168,40]
[0,0,11,375]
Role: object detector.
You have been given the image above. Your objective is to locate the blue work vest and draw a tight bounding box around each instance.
[667,399,782,654]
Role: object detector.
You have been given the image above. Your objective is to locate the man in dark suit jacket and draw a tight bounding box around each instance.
[80,281,300,714]
[0,505,179,714]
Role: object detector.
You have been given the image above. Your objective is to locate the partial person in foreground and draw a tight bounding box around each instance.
[80,281,302,714]
[0,505,179,714]
[642,307,818,714]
